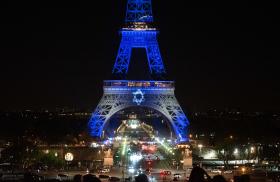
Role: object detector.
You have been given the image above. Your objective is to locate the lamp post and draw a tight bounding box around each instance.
[198,144,203,153]
[197,144,203,167]
[65,153,74,171]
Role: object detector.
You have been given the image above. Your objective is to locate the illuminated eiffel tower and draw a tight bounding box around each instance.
[88,0,190,142]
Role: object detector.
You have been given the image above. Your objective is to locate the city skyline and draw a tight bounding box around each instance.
[0,1,279,112]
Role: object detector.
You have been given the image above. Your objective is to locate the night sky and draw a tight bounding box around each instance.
[0,1,279,112]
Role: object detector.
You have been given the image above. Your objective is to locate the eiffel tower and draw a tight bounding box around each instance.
[88,0,190,142]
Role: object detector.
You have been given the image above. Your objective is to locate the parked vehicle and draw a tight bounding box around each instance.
[99,174,110,179]
[211,169,222,174]
[224,170,233,174]
[109,176,121,181]
[98,168,110,173]
[173,173,181,178]
[57,173,71,181]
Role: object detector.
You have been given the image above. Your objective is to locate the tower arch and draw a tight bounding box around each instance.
[88,80,189,142]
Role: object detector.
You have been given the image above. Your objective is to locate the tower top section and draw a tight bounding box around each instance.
[112,0,166,79]
[125,0,154,23]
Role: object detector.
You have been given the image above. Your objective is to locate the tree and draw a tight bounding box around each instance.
[215,138,236,169]
[37,151,65,169]
[0,138,39,169]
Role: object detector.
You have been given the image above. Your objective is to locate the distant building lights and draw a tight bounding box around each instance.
[203,150,217,159]
[130,153,143,163]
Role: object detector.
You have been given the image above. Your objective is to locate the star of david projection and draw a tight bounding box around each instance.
[132,89,145,105]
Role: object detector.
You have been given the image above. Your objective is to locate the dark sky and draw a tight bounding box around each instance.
[0,1,279,112]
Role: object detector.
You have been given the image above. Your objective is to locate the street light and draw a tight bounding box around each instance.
[65,153,74,171]
[234,148,239,155]
[250,146,255,154]
[198,144,203,152]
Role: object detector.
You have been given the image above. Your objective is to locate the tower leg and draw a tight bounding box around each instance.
[88,94,129,138]
[146,44,165,75]
[146,94,189,142]
[112,43,132,75]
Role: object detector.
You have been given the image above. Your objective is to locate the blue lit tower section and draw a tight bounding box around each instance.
[112,0,165,77]
[125,0,154,23]
[88,0,190,142]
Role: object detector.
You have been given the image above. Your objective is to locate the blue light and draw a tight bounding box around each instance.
[133,89,145,105]
[125,0,154,23]
[88,80,190,142]
[112,30,166,76]
[113,0,165,77]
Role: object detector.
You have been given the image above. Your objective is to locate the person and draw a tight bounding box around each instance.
[188,166,212,182]
[212,175,227,182]
[83,174,101,182]
[73,174,82,182]
[23,172,34,182]
[234,175,250,182]
[135,173,149,182]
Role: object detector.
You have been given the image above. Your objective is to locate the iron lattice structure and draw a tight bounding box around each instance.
[88,0,190,142]
[112,30,166,76]
[88,81,189,142]
[125,0,153,23]
[112,0,165,77]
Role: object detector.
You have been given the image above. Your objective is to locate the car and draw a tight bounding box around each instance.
[160,170,171,176]
[57,173,71,181]
[109,176,121,181]
[99,174,110,179]
[1,173,25,181]
[98,168,110,173]
[89,169,96,173]
[124,176,132,182]
[223,170,233,174]
[145,168,152,172]
[137,168,144,175]
[173,173,181,178]
[211,169,222,174]
[164,170,172,175]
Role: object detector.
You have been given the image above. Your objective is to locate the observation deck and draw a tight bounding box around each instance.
[103,80,175,91]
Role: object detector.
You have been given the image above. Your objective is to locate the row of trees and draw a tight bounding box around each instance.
[0,138,65,170]
[193,137,280,169]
